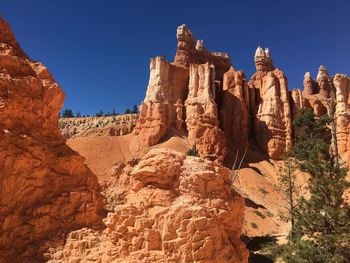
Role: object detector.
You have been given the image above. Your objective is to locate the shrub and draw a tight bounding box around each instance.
[186,145,199,157]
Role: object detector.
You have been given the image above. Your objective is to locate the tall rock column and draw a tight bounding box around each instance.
[333,74,350,161]
[317,65,333,98]
[133,56,188,146]
[221,67,250,158]
[249,47,292,159]
[185,63,227,161]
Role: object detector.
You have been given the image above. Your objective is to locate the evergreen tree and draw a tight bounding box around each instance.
[278,155,298,239]
[112,108,116,115]
[62,108,74,118]
[95,110,104,117]
[76,111,81,118]
[283,108,350,263]
[131,105,138,114]
[125,108,131,114]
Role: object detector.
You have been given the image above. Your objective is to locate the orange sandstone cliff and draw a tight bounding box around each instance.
[0,16,104,262]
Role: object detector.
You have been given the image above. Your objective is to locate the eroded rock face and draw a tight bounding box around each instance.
[250,48,292,159]
[185,63,227,161]
[46,149,249,263]
[0,16,104,261]
[221,67,250,158]
[317,65,333,98]
[134,26,230,161]
[333,74,350,161]
[60,114,138,139]
[132,56,188,147]
[298,69,350,164]
[303,72,317,95]
[174,24,231,78]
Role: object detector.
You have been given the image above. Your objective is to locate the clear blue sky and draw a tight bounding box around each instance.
[1,0,349,115]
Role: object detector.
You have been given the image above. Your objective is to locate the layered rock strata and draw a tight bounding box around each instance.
[60,114,138,139]
[0,16,104,261]
[46,149,249,263]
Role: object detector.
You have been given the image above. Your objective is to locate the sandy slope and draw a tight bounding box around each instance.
[67,134,308,241]
[67,134,190,181]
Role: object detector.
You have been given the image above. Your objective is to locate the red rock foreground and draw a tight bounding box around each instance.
[46,149,249,263]
[0,16,104,262]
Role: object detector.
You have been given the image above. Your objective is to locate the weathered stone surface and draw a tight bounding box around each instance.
[249,48,292,159]
[185,63,227,161]
[174,24,231,79]
[334,74,350,161]
[0,16,104,261]
[303,72,318,95]
[46,149,249,263]
[317,65,333,98]
[254,46,274,73]
[132,56,188,146]
[60,114,138,139]
[221,66,250,158]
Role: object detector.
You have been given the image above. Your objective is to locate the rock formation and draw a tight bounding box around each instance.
[185,63,227,161]
[0,16,104,261]
[303,72,317,95]
[134,25,230,161]
[132,56,188,146]
[334,74,350,160]
[316,65,333,98]
[249,47,292,159]
[60,114,138,139]
[220,67,250,157]
[174,24,231,78]
[46,149,249,263]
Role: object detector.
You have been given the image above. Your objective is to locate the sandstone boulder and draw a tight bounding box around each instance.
[46,149,249,263]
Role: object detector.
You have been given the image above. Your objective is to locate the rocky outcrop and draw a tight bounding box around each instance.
[221,67,250,157]
[174,24,231,78]
[303,72,317,95]
[60,114,138,139]
[132,56,188,146]
[46,149,249,263]
[333,74,350,161]
[249,47,292,159]
[317,65,333,98]
[185,63,227,161]
[297,68,350,163]
[134,26,230,161]
[0,16,104,261]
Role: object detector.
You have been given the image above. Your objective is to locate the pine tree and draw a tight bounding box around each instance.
[62,108,74,118]
[278,155,298,239]
[283,108,350,263]
[131,105,138,114]
[95,110,104,117]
